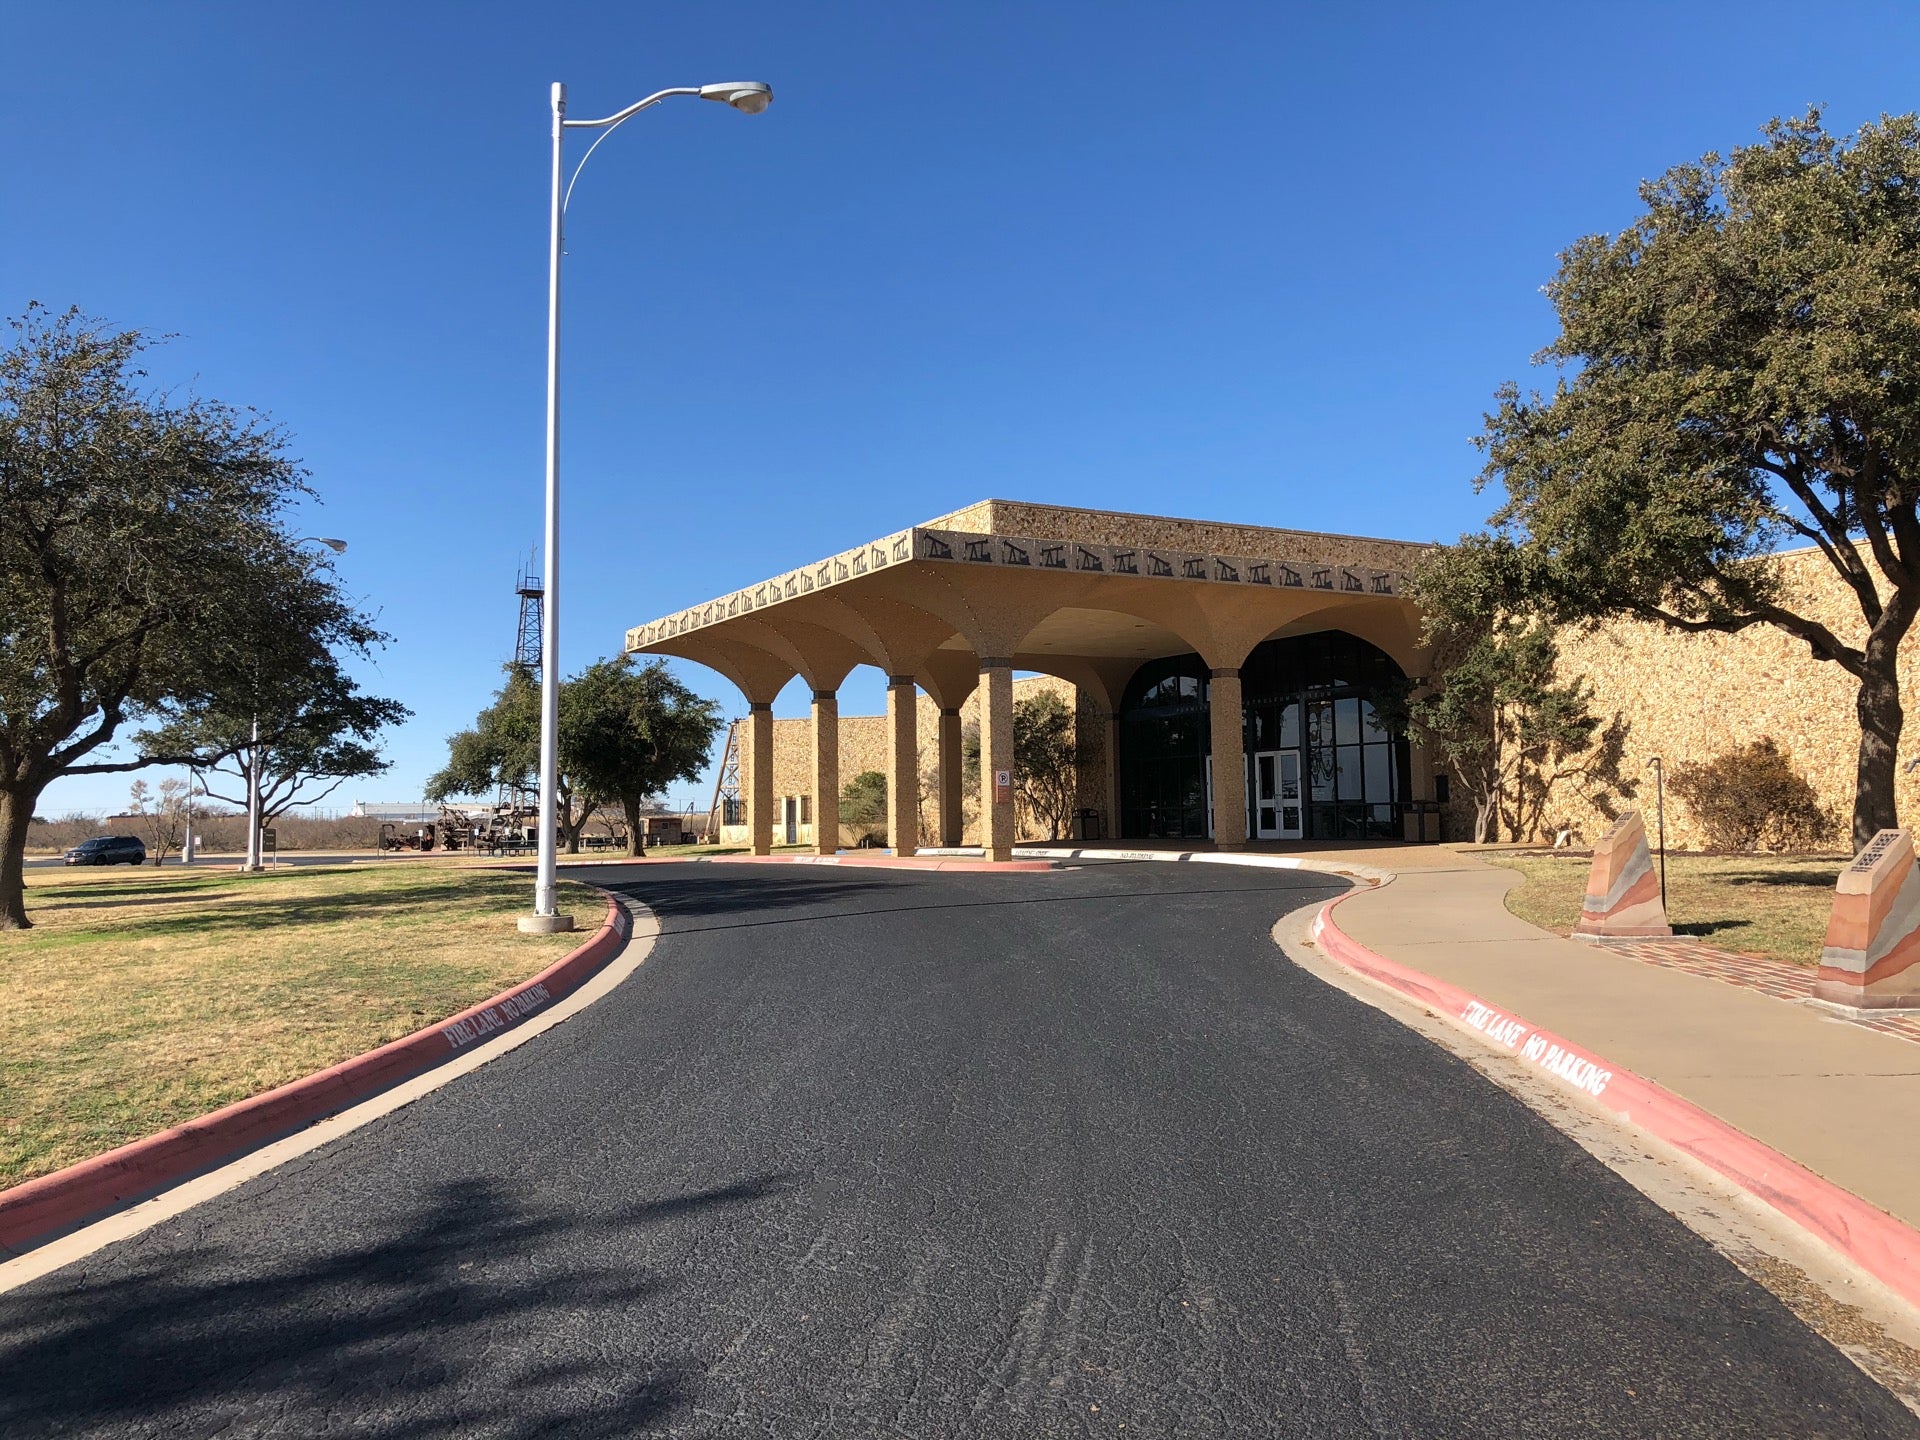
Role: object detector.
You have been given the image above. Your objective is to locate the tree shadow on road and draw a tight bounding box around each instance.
[0,1172,797,1437]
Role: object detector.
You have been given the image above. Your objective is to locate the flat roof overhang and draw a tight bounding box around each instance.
[626,501,1431,710]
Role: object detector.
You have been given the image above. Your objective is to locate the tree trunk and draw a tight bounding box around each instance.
[1472,792,1498,845]
[1853,652,1905,852]
[623,797,643,858]
[0,782,40,930]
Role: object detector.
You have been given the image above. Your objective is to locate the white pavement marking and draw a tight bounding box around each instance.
[1270,900,1920,1416]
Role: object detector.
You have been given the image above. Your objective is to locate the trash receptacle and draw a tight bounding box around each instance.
[1075,808,1103,842]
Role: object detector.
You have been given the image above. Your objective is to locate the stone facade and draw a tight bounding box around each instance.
[1544,547,1920,851]
[746,676,1102,847]
[919,500,1428,577]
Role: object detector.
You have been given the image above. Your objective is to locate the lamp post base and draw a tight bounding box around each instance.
[517,913,575,935]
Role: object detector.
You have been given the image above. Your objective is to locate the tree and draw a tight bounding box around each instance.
[138,659,409,831]
[563,657,720,857]
[425,668,598,853]
[960,691,1086,840]
[127,778,191,865]
[1404,542,1634,844]
[1473,111,1920,851]
[1012,692,1081,840]
[840,770,888,843]
[0,307,388,928]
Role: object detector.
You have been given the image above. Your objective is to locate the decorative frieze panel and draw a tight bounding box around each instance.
[911,528,1406,600]
[627,524,1411,651]
[627,528,917,651]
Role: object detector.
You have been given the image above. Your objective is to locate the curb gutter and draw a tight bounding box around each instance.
[0,894,633,1260]
[1310,887,1920,1313]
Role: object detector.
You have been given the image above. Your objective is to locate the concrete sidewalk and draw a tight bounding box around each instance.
[1332,857,1920,1230]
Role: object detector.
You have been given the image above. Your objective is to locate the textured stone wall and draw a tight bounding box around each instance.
[759,676,1099,845]
[919,499,1430,573]
[1542,547,1915,850]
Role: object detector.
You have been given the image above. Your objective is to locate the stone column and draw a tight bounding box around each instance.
[887,675,919,857]
[811,689,839,856]
[1209,668,1248,850]
[1105,712,1123,842]
[938,707,964,847]
[978,660,1016,862]
[747,703,774,857]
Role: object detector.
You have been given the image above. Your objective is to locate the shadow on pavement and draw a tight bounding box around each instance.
[0,1173,797,1438]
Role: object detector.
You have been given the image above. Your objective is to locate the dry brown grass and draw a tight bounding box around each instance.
[0,861,602,1187]
[1486,851,1846,966]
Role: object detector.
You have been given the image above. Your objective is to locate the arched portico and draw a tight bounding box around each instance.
[627,500,1436,857]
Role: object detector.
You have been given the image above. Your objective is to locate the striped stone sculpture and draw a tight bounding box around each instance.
[1571,810,1672,941]
[1817,828,1920,1011]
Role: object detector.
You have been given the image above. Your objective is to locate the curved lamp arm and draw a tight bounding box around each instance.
[564,87,703,131]
[561,82,769,215]
[563,89,698,214]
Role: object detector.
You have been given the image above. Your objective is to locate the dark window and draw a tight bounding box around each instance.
[1117,630,1413,842]
[1118,655,1212,838]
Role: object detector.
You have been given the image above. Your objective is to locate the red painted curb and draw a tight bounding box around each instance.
[707,854,1056,873]
[1311,890,1920,1311]
[0,895,632,1259]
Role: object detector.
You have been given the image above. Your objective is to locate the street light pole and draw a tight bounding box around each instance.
[245,712,262,870]
[532,80,567,925]
[521,78,773,934]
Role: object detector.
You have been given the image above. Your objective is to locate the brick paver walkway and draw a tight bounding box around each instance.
[1596,936,1920,1044]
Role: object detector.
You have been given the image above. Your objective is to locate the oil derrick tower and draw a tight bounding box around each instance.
[513,560,544,679]
[707,720,743,842]
[499,560,545,837]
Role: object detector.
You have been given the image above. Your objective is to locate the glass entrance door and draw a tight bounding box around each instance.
[1255,751,1303,840]
[1277,750,1303,839]
[1255,752,1280,839]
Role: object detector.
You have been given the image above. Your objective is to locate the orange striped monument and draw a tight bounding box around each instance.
[1571,810,1672,941]
[1816,828,1920,1011]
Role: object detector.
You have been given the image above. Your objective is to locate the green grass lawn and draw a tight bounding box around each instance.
[1485,851,1846,967]
[0,862,600,1187]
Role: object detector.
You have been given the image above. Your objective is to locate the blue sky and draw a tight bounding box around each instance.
[7,0,1916,819]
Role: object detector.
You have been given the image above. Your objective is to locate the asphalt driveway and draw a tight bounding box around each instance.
[1,859,1911,1437]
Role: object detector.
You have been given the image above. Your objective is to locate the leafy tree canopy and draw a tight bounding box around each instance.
[961,690,1085,841]
[139,656,410,827]
[840,770,888,835]
[1407,541,1632,844]
[1473,110,1920,849]
[426,667,593,851]
[1012,691,1081,841]
[0,306,387,927]
[429,658,717,856]
[564,657,720,856]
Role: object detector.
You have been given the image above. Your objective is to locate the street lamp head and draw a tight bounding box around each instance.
[301,536,349,554]
[698,81,772,114]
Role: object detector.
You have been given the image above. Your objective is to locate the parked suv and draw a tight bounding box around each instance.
[64,835,147,867]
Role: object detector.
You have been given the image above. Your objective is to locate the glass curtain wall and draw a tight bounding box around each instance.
[1117,656,1212,839]
[1117,631,1412,842]
[1242,632,1411,840]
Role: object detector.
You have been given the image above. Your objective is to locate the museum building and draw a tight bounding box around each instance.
[625,500,1439,858]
